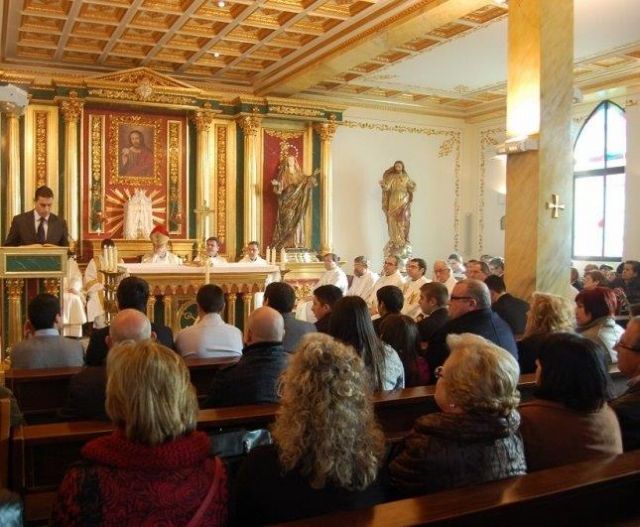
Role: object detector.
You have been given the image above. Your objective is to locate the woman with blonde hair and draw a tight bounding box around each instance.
[232,333,386,525]
[389,333,526,494]
[52,341,227,526]
[517,292,575,374]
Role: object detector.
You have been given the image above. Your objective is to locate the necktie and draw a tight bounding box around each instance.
[37,217,45,244]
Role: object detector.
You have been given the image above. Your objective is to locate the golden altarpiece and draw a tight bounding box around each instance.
[0,67,344,350]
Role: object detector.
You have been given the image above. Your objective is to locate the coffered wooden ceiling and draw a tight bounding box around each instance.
[2,0,640,118]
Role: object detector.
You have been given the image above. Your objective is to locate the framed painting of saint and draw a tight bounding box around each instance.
[119,126,154,178]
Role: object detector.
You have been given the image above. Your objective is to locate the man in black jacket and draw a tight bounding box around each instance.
[417,281,449,345]
[264,281,315,353]
[203,306,288,408]
[85,276,174,366]
[426,279,518,382]
[485,274,529,338]
[611,317,640,451]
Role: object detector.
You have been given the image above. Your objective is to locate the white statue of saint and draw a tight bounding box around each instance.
[123,189,154,240]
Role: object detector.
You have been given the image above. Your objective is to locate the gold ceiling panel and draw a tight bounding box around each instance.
[72,22,115,39]
[591,56,633,68]
[21,15,66,33]
[461,5,507,24]
[18,31,59,48]
[77,3,127,24]
[130,10,179,30]
[428,21,472,39]
[16,46,55,59]
[63,50,100,64]
[67,37,105,53]
[23,0,71,16]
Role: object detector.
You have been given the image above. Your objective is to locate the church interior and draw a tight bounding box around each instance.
[1,0,640,524]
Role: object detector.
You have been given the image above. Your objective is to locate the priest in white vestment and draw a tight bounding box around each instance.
[346,256,379,301]
[316,253,348,294]
[370,255,406,312]
[63,255,87,337]
[123,189,154,240]
[402,257,430,320]
[194,236,228,265]
[432,260,458,295]
[141,225,182,265]
[238,241,268,265]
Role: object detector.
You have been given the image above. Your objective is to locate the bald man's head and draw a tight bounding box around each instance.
[107,308,152,347]
[246,306,284,345]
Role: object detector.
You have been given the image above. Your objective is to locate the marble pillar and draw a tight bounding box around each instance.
[237,113,262,247]
[504,0,574,300]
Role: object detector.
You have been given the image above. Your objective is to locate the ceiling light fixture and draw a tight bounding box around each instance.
[214,52,220,58]
[217,1,225,7]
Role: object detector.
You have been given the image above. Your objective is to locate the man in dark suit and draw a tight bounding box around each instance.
[373,285,404,336]
[485,274,529,338]
[85,276,174,366]
[4,185,69,246]
[60,309,152,421]
[312,284,343,334]
[426,279,518,382]
[264,281,315,354]
[417,281,449,345]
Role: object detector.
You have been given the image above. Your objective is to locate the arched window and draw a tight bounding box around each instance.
[573,101,626,260]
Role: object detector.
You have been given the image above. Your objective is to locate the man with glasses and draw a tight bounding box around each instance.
[402,258,430,320]
[369,255,405,312]
[432,260,458,295]
[424,279,517,382]
[611,317,640,450]
[346,256,379,301]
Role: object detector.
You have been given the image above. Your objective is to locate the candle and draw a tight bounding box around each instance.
[102,246,108,271]
[266,245,271,264]
[114,246,119,271]
[280,248,286,267]
[205,259,210,285]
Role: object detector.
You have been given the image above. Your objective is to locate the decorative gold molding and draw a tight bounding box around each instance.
[88,88,197,106]
[313,120,337,142]
[264,129,305,141]
[89,114,104,232]
[340,119,463,249]
[34,111,48,188]
[167,121,182,234]
[237,114,262,137]
[216,125,228,245]
[59,91,84,123]
[479,127,504,254]
[269,105,324,117]
[191,109,216,133]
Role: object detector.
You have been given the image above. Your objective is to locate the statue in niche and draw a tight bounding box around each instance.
[380,160,416,259]
[271,148,317,249]
[123,189,154,240]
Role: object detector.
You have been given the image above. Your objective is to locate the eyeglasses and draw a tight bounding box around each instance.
[434,366,445,380]
[450,295,474,301]
[384,261,397,266]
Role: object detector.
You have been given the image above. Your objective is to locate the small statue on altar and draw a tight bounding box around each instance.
[123,189,154,240]
[142,225,182,265]
[271,152,317,250]
[380,160,416,259]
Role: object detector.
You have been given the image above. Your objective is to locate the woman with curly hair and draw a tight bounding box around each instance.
[517,292,576,374]
[52,340,227,526]
[232,333,387,525]
[329,295,405,390]
[389,333,526,495]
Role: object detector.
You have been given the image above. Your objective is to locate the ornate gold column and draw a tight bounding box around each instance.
[227,292,237,326]
[59,93,84,244]
[504,0,574,300]
[146,296,156,323]
[314,119,337,254]
[191,109,216,241]
[237,113,262,246]
[242,292,253,329]
[2,106,22,239]
[6,279,24,349]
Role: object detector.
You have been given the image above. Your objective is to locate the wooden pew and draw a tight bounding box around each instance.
[278,451,640,526]
[4,356,238,421]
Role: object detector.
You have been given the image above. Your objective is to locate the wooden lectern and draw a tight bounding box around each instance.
[0,246,68,354]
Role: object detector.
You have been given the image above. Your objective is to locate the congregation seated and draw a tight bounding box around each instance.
[60,309,152,421]
[488,257,504,277]
[517,291,575,374]
[519,333,622,472]
[416,281,449,346]
[379,314,429,386]
[447,253,466,280]
[370,255,405,312]
[425,279,517,382]
[202,306,288,408]
[175,284,242,359]
[232,333,387,525]
[373,285,404,335]
[575,287,623,365]
[389,333,525,494]
[51,340,227,525]
[328,296,404,391]
[610,260,640,307]
[315,252,348,294]
[346,255,379,301]
[583,269,608,289]
[311,284,343,333]
[611,317,640,451]
[465,259,490,281]
[263,281,314,354]
[485,274,529,338]
[571,266,583,291]
[85,276,174,366]
[431,260,457,295]
[10,293,83,369]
